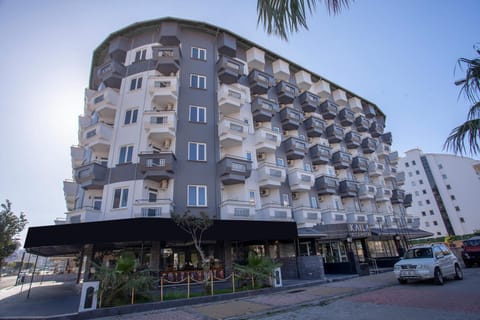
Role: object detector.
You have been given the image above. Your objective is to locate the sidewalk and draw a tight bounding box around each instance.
[0,270,396,320]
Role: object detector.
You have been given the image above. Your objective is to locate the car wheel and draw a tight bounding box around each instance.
[454,264,463,280]
[398,278,407,285]
[434,268,444,285]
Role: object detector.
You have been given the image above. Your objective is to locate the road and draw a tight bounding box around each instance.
[255,268,480,320]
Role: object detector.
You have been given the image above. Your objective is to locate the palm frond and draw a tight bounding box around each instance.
[467,101,480,120]
[257,0,351,40]
[455,49,480,104]
[444,118,480,156]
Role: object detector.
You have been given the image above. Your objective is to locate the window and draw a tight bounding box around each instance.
[113,188,129,209]
[282,194,290,207]
[426,199,430,204]
[425,222,430,227]
[119,145,134,164]
[246,152,252,161]
[129,77,143,90]
[415,170,420,175]
[188,142,206,161]
[422,189,427,194]
[191,47,206,61]
[438,164,443,169]
[408,172,413,177]
[299,134,306,141]
[419,179,424,185]
[446,184,451,190]
[412,160,416,165]
[455,206,460,211]
[190,74,206,89]
[430,210,434,215]
[189,105,206,123]
[433,221,438,226]
[411,181,416,186]
[277,158,285,167]
[414,191,419,196]
[187,185,207,207]
[272,126,281,133]
[310,196,318,209]
[134,49,146,61]
[450,195,456,200]
[304,163,312,172]
[249,191,255,205]
[124,109,138,125]
[460,217,465,223]
[418,201,423,206]
[442,174,447,179]
[93,197,102,210]
[421,211,426,216]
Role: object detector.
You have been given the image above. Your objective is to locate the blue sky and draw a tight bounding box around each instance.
[0,0,478,243]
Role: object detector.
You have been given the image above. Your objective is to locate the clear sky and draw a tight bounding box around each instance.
[0,0,478,244]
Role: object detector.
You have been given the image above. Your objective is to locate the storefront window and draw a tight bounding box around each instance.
[318,241,348,263]
[367,240,399,258]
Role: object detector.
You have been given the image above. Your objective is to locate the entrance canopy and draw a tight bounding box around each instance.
[370,227,433,239]
[24,218,298,256]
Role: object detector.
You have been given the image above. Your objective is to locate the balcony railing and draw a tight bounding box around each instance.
[148,76,178,106]
[144,111,177,143]
[309,144,331,165]
[256,202,292,221]
[254,127,281,152]
[375,187,392,202]
[218,117,248,148]
[81,122,113,151]
[95,61,125,89]
[282,137,308,160]
[74,161,108,190]
[248,69,274,95]
[275,80,298,105]
[315,175,339,195]
[66,207,102,223]
[218,84,245,115]
[319,101,338,120]
[358,184,376,200]
[219,200,255,219]
[279,107,303,130]
[152,46,181,75]
[368,161,384,176]
[251,96,278,122]
[133,199,174,218]
[298,91,320,113]
[355,115,370,132]
[362,137,377,154]
[303,116,325,137]
[332,151,352,169]
[87,88,119,124]
[217,56,245,84]
[339,180,358,197]
[338,108,355,126]
[325,124,344,143]
[139,152,176,181]
[351,156,369,173]
[287,168,315,191]
[369,121,384,137]
[218,155,252,185]
[293,207,322,224]
[345,131,361,149]
[256,162,287,187]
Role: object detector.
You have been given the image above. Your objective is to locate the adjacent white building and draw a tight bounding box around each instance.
[399,148,480,238]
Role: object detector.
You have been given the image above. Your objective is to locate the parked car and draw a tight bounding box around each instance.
[462,236,480,267]
[394,243,463,285]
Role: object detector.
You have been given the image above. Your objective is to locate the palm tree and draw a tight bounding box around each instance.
[257,0,352,40]
[444,45,480,155]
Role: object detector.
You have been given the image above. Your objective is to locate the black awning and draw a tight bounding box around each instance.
[24,218,298,256]
[370,227,433,239]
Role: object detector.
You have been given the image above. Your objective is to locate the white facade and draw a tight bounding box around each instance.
[399,148,480,237]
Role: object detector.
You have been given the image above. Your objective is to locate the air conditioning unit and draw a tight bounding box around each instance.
[292,192,299,200]
[287,160,293,166]
[312,165,319,171]
[308,137,313,144]
[260,188,270,197]
[318,196,324,202]
[254,122,262,129]
[257,153,266,161]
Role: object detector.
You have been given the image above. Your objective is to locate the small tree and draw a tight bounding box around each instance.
[172,210,213,291]
[0,200,27,279]
[234,251,281,289]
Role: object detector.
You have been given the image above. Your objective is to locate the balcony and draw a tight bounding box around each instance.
[148,76,178,106]
[355,115,370,132]
[363,104,377,118]
[369,121,384,137]
[295,70,312,91]
[375,187,392,202]
[282,137,308,160]
[309,144,331,165]
[218,117,248,148]
[339,180,358,198]
[376,142,391,157]
[349,97,363,113]
[298,91,320,113]
[388,151,399,165]
[279,107,303,130]
[272,59,290,82]
[287,168,315,191]
[319,100,338,120]
[325,124,344,143]
[303,116,325,137]
[321,209,346,224]
[139,152,176,181]
[332,89,348,106]
[358,184,376,200]
[88,88,119,123]
[275,80,298,105]
[293,207,322,224]
[338,108,355,126]
[256,203,292,222]
[63,180,78,211]
[74,162,107,190]
[219,200,255,220]
[67,207,102,223]
[144,112,177,143]
[315,175,339,195]
[152,46,181,75]
[257,162,287,187]
[159,21,180,46]
[332,151,352,169]
[246,47,265,71]
[133,199,174,218]
[368,161,385,176]
[381,132,392,145]
[311,80,331,100]
[396,171,406,186]
[251,96,278,122]
[218,84,245,115]
[95,61,125,89]
[82,122,113,153]
[217,56,245,84]
[351,156,368,173]
[361,137,377,154]
[384,166,397,180]
[218,156,252,185]
[71,145,85,168]
[254,127,281,152]
[344,131,361,149]
[248,69,274,95]
[391,189,405,204]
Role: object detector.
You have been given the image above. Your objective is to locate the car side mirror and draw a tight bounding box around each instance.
[436,253,444,259]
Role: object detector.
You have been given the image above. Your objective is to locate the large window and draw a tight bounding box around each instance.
[187,185,207,207]
[189,105,206,123]
[190,74,206,89]
[130,77,143,91]
[113,188,129,209]
[119,145,134,164]
[124,108,138,125]
[134,49,147,62]
[191,47,206,61]
[188,142,206,161]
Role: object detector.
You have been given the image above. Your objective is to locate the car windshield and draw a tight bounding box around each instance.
[464,239,480,246]
[404,248,433,259]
